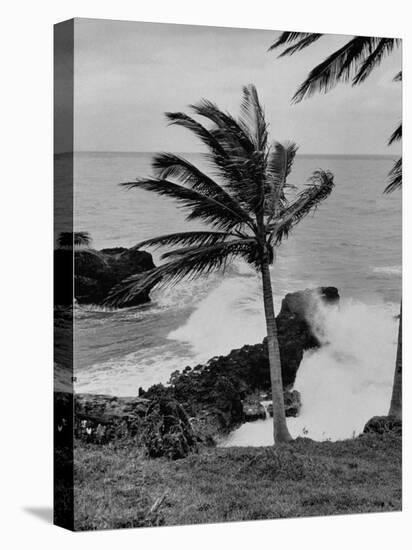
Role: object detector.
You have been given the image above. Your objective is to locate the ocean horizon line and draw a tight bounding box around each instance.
[56,150,398,159]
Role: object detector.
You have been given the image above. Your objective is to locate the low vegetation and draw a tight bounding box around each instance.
[74,432,401,530]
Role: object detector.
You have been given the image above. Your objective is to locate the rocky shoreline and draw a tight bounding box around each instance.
[55,245,156,307]
[56,286,342,458]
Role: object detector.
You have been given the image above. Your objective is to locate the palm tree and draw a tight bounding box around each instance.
[389,304,402,419]
[270,33,402,419]
[269,33,402,194]
[57,231,92,248]
[386,88,402,420]
[385,71,402,195]
[269,33,400,102]
[104,85,334,444]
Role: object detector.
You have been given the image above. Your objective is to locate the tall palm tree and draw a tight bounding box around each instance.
[385,80,402,420]
[105,84,334,444]
[270,33,402,419]
[389,304,402,419]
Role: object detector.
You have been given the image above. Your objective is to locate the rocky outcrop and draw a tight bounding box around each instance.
[283,389,302,417]
[74,393,150,443]
[142,286,338,437]
[71,286,339,453]
[74,393,197,459]
[266,390,302,418]
[363,415,402,436]
[243,398,267,422]
[277,286,339,386]
[55,246,155,307]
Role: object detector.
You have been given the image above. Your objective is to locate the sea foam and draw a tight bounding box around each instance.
[221,296,398,446]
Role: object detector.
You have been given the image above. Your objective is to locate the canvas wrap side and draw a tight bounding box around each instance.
[54,18,75,531]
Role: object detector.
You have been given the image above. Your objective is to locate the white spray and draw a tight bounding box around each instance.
[287,297,398,440]
[223,296,398,446]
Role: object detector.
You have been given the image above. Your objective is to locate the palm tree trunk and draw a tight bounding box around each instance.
[388,303,402,419]
[260,259,293,443]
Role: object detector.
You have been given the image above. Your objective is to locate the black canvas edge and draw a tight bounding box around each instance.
[53,18,75,531]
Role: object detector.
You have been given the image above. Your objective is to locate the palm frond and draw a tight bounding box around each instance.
[165,111,226,158]
[352,38,397,84]
[193,95,271,214]
[268,31,319,52]
[278,34,323,57]
[165,111,246,197]
[385,157,402,194]
[166,106,263,214]
[266,141,299,214]
[133,231,235,250]
[104,239,257,307]
[272,170,334,243]
[122,179,248,231]
[239,84,268,151]
[191,99,255,155]
[393,71,402,82]
[388,123,402,145]
[151,152,251,222]
[292,37,380,102]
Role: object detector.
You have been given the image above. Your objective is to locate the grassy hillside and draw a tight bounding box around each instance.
[74,432,401,530]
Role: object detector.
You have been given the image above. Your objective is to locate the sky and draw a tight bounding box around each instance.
[69,18,402,155]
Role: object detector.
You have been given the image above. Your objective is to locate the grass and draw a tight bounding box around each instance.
[73,432,401,531]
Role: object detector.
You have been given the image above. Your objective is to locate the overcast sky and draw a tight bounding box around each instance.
[72,18,402,155]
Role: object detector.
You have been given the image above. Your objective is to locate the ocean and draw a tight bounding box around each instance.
[58,151,402,441]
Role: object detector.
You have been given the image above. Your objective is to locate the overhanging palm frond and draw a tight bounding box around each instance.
[393,71,402,82]
[385,158,402,194]
[291,37,381,102]
[352,38,397,84]
[272,170,334,243]
[268,31,321,52]
[277,33,324,57]
[104,239,257,307]
[388,123,402,145]
[133,231,236,250]
[122,179,249,231]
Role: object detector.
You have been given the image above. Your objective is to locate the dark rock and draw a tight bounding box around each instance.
[74,393,150,443]
[266,390,301,418]
[74,392,198,459]
[73,286,338,449]
[243,399,266,422]
[277,286,339,386]
[55,245,156,307]
[140,286,338,439]
[363,415,402,436]
[75,275,101,303]
[280,286,339,318]
[75,249,109,279]
[284,389,302,417]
